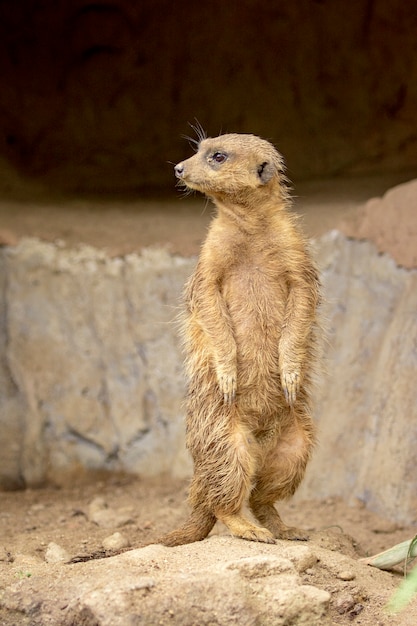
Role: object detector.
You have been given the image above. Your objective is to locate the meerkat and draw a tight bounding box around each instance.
[159,130,320,546]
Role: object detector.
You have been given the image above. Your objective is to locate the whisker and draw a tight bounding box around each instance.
[188,118,207,143]
[181,133,199,152]
[200,197,210,216]
[175,179,194,198]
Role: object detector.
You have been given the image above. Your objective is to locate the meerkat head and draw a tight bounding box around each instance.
[174,133,287,200]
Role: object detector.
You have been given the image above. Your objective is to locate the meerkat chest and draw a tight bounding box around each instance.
[221,250,288,326]
[201,220,291,314]
[224,258,286,296]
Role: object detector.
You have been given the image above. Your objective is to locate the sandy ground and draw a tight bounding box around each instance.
[1,171,416,624]
[1,474,416,625]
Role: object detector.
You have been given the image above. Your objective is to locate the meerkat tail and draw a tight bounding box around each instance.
[157,506,216,547]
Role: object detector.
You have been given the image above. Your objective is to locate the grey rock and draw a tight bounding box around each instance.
[0,240,194,487]
[297,231,417,524]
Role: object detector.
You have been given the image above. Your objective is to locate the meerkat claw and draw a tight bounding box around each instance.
[223,389,236,405]
[217,371,237,404]
[282,371,300,405]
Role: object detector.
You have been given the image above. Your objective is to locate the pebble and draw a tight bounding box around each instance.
[102,532,130,551]
[45,542,70,564]
[337,570,356,581]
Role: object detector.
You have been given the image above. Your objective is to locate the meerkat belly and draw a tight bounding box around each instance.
[224,266,287,392]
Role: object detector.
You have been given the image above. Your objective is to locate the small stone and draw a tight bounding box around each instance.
[102,532,130,551]
[337,570,356,581]
[45,542,70,564]
[334,593,356,614]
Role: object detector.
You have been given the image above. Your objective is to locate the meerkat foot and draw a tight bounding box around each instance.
[239,526,276,544]
[250,502,309,541]
[218,513,276,544]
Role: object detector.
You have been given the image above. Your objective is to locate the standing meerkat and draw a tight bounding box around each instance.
[159,131,320,546]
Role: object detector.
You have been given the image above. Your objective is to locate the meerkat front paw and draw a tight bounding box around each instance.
[216,365,237,404]
[281,370,300,405]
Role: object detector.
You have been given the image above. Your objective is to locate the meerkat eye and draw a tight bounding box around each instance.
[212,152,227,163]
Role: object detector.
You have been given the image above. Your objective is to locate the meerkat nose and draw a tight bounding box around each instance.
[174,163,184,178]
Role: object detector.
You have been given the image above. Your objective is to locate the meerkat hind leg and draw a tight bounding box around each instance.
[249,412,314,541]
[196,415,275,543]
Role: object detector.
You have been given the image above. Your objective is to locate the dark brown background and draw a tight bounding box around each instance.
[0,0,416,194]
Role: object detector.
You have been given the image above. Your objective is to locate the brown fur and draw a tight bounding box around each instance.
[158,132,320,546]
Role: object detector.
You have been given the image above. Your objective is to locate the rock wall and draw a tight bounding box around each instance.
[0,231,416,524]
[1,240,194,488]
[0,0,417,192]
[298,232,417,525]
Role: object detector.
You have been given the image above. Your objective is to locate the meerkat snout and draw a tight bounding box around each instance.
[174,163,184,178]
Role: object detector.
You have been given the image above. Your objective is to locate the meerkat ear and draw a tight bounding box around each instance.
[257,161,276,184]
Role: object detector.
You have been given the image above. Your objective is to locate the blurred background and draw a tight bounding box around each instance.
[0,0,416,195]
